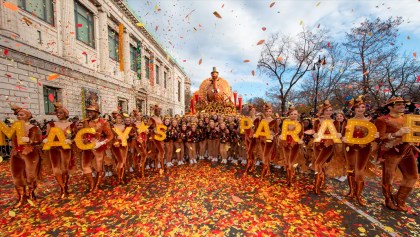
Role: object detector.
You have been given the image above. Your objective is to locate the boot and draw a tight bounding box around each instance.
[313,173,322,195]
[14,187,26,208]
[55,175,66,199]
[27,182,37,201]
[63,174,70,196]
[261,164,270,178]
[92,172,104,193]
[382,184,397,210]
[393,186,413,212]
[355,181,367,206]
[84,173,95,193]
[344,173,355,198]
[319,172,326,190]
[286,168,292,187]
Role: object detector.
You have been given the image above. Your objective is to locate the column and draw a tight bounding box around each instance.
[61,0,76,59]
[0,0,19,38]
[97,7,109,73]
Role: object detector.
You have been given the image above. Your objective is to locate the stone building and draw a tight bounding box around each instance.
[0,0,189,121]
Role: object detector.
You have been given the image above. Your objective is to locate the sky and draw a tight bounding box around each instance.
[126,0,420,101]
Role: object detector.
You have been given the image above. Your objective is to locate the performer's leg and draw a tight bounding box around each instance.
[382,152,401,210]
[82,150,95,192]
[23,152,40,201]
[344,147,356,198]
[354,146,371,206]
[246,138,256,173]
[313,146,333,195]
[287,145,300,186]
[49,149,65,198]
[262,142,274,177]
[154,140,165,172]
[92,151,105,192]
[394,152,418,211]
[11,153,26,208]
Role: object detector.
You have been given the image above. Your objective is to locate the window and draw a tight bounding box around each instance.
[108,27,119,61]
[118,98,128,113]
[178,81,181,102]
[130,44,138,71]
[145,57,150,79]
[155,65,160,84]
[19,0,54,25]
[164,71,167,89]
[74,1,95,48]
[43,86,59,115]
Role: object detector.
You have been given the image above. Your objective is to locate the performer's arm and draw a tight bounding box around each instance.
[102,121,114,144]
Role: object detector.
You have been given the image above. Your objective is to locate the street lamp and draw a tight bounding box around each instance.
[312,55,326,117]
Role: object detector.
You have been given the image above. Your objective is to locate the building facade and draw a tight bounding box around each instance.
[0,0,188,121]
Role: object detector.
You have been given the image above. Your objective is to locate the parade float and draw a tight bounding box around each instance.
[190,67,242,114]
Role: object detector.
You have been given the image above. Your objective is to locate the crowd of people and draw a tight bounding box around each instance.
[2,96,419,213]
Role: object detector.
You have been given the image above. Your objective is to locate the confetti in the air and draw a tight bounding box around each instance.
[213,11,222,18]
[257,40,265,45]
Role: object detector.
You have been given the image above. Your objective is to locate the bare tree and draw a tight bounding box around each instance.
[343,17,403,96]
[257,28,326,114]
[296,44,352,113]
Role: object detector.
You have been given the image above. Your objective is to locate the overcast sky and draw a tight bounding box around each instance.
[127,0,420,101]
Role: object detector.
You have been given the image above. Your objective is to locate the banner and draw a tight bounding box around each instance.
[119,24,124,71]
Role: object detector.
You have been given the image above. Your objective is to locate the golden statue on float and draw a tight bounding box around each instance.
[191,67,242,114]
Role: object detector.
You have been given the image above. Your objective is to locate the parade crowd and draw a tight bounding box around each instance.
[2,96,419,213]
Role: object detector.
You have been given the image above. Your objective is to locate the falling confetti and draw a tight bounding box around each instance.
[262,27,267,31]
[22,17,33,26]
[277,57,283,61]
[257,40,265,45]
[243,60,250,63]
[300,20,303,26]
[413,52,417,58]
[48,94,55,102]
[269,2,276,8]
[198,58,202,65]
[252,70,255,76]
[48,74,60,81]
[316,2,321,7]
[76,23,83,28]
[213,11,222,18]
[3,2,18,11]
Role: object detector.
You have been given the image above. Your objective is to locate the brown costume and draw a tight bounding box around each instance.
[149,105,165,173]
[280,117,304,187]
[82,104,114,193]
[342,98,372,206]
[312,101,343,195]
[375,97,418,211]
[45,103,75,198]
[10,105,42,207]
[111,121,130,184]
